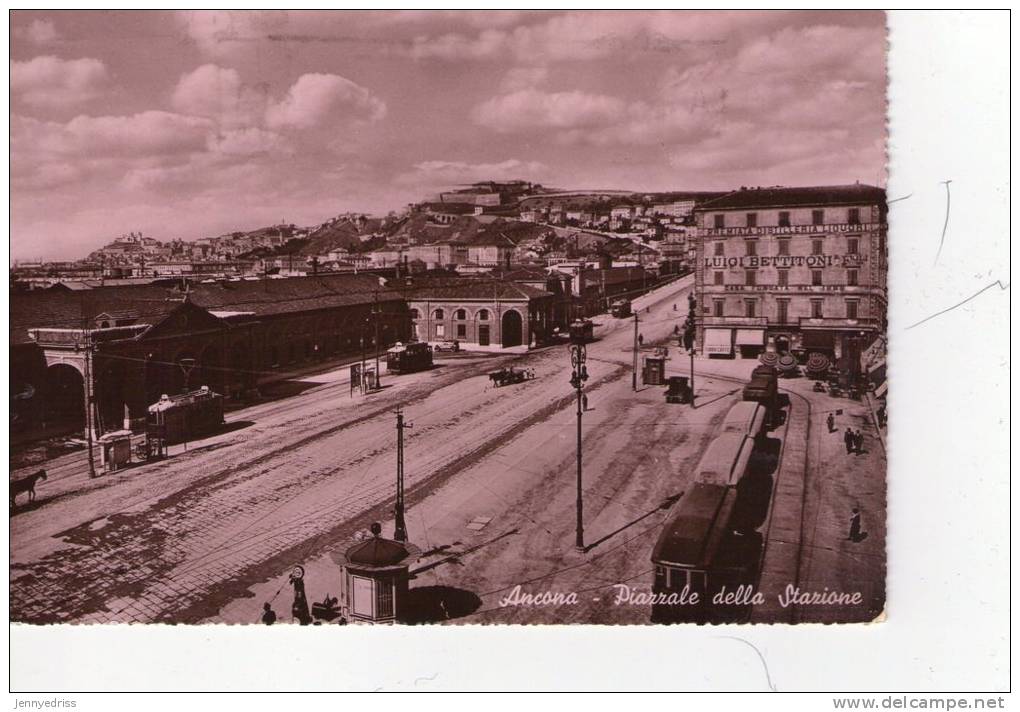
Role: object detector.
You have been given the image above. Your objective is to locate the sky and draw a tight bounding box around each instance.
[9,10,888,261]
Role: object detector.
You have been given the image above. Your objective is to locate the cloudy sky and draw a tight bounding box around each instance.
[10,10,887,260]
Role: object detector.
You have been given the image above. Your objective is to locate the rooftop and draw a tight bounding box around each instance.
[696,184,887,211]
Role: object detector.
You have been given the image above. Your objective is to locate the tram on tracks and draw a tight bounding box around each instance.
[650,366,784,622]
[146,386,224,449]
[385,342,434,374]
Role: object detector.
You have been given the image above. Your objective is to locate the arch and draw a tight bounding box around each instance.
[409,308,421,320]
[432,308,445,320]
[501,309,523,348]
[476,309,490,321]
[42,363,85,430]
[454,308,467,320]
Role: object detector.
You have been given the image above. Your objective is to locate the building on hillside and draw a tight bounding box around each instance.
[694,184,887,361]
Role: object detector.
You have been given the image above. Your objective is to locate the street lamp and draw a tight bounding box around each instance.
[568,334,589,552]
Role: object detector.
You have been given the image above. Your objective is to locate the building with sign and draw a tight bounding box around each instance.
[694,184,887,361]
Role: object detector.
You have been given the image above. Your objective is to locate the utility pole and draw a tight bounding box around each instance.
[373,291,381,389]
[568,328,589,552]
[632,313,640,391]
[394,409,412,542]
[687,293,697,408]
[82,319,97,478]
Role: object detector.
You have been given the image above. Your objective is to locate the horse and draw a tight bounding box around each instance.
[10,469,47,508]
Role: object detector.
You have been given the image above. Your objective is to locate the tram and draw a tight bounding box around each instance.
[610,298,632,318]
[147,386,224,446]
[385,342,434,374]
[650,482,742,623]
[720,401,767,440]
[742,366,779,425]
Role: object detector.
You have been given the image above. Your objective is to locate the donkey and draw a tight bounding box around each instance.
[10,469,47,509]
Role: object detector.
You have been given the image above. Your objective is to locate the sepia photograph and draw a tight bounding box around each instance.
[7,9,893,630]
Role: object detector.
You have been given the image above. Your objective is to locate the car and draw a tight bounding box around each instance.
[432,340,460,353]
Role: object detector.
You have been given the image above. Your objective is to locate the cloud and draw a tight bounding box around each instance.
[499,66,548,91]
[171,64,268,128]
[206,127,290,156]
[11,55,109,108]
[17,18,60,44]
[265,73,386,129]
[472,89,626,132]
[395,159,547,186]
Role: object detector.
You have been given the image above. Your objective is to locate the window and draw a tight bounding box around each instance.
[848,207,861,225]
[847,237,859,255]
[811,269,823,286]
[777,239,790,256]
[376,579,394,619]
[778,211,791,227]
[432,308,444,320]
[744,299,756,318]
[745,270,756,287]
[847,269,859,286]
[812,209,824,226]
[713,299,724,317]
[745,240,758,256]
[714,214,725,229]
[435,324,445,338]
[455,308,467,320]
[746,213,757,228]
[713,241,724,256]
[714,271,724,286]
[477,309,490,321]
[456,323,467,338]
[409,308,420,320]
[846,300,859,320]
[777,269,789,287]
[812,239,823,256]
[811,300,823,319]
[777,299,790,323]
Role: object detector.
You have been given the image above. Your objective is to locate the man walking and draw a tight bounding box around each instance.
[854,429,864,454]
[848,508,863,542]
[844,427,854,454]
[827,412,836,433]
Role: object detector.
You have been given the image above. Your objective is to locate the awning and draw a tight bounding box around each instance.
[735,328,764,346]
[874,381,888,398]
[802,330,835,350]
[704,328,733,355]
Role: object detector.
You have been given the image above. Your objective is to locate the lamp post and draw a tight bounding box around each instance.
[686,293,697,408]
[568,332,588,552]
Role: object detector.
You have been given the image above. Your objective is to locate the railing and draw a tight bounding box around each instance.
[798,317,880,329]
[700,316,768,326]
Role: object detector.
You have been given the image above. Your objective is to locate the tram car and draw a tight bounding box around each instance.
[385,342,434,374]
[650,482,743,623]
[742,367,779,425]
[147,386,224,446]
[568,319,595,344]
[610,298,632,318]
[720,401,767,440]
[693,431,755,487]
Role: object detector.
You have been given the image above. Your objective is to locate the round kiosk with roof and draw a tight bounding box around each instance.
[330,523,421,624]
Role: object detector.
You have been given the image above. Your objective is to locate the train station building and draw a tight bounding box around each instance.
[10,274,410,437]
[693,184,887,362]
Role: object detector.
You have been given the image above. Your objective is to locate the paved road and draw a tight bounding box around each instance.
[11,278,698,623]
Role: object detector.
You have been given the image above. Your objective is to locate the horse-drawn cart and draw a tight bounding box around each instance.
[488,367,535,388]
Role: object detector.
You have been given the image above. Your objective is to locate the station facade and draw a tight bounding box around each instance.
[694,185,887,361]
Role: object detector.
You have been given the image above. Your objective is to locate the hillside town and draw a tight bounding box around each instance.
[10,181,711,289]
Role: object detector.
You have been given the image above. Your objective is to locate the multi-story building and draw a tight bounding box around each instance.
[694,184,887,361]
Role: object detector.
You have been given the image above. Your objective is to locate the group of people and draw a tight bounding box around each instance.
[259,568,347,626]
[843,427,866,455]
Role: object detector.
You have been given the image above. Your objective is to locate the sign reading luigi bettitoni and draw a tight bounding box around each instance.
[701,222,881,237]
[703,254,867,268]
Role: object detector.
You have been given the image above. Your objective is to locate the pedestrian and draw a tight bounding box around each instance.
[638,333,644,347]
[843,427,854,454]
[827,413,835,433]
[289,568,311,625]
[582,393,589,411]
[673,324,680,336]
[646,306,650,314]
[877,403,887,428]
[848,508,862,542]
[260,602,277,625]
[673,303,677,311]
[854,429,864,454]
